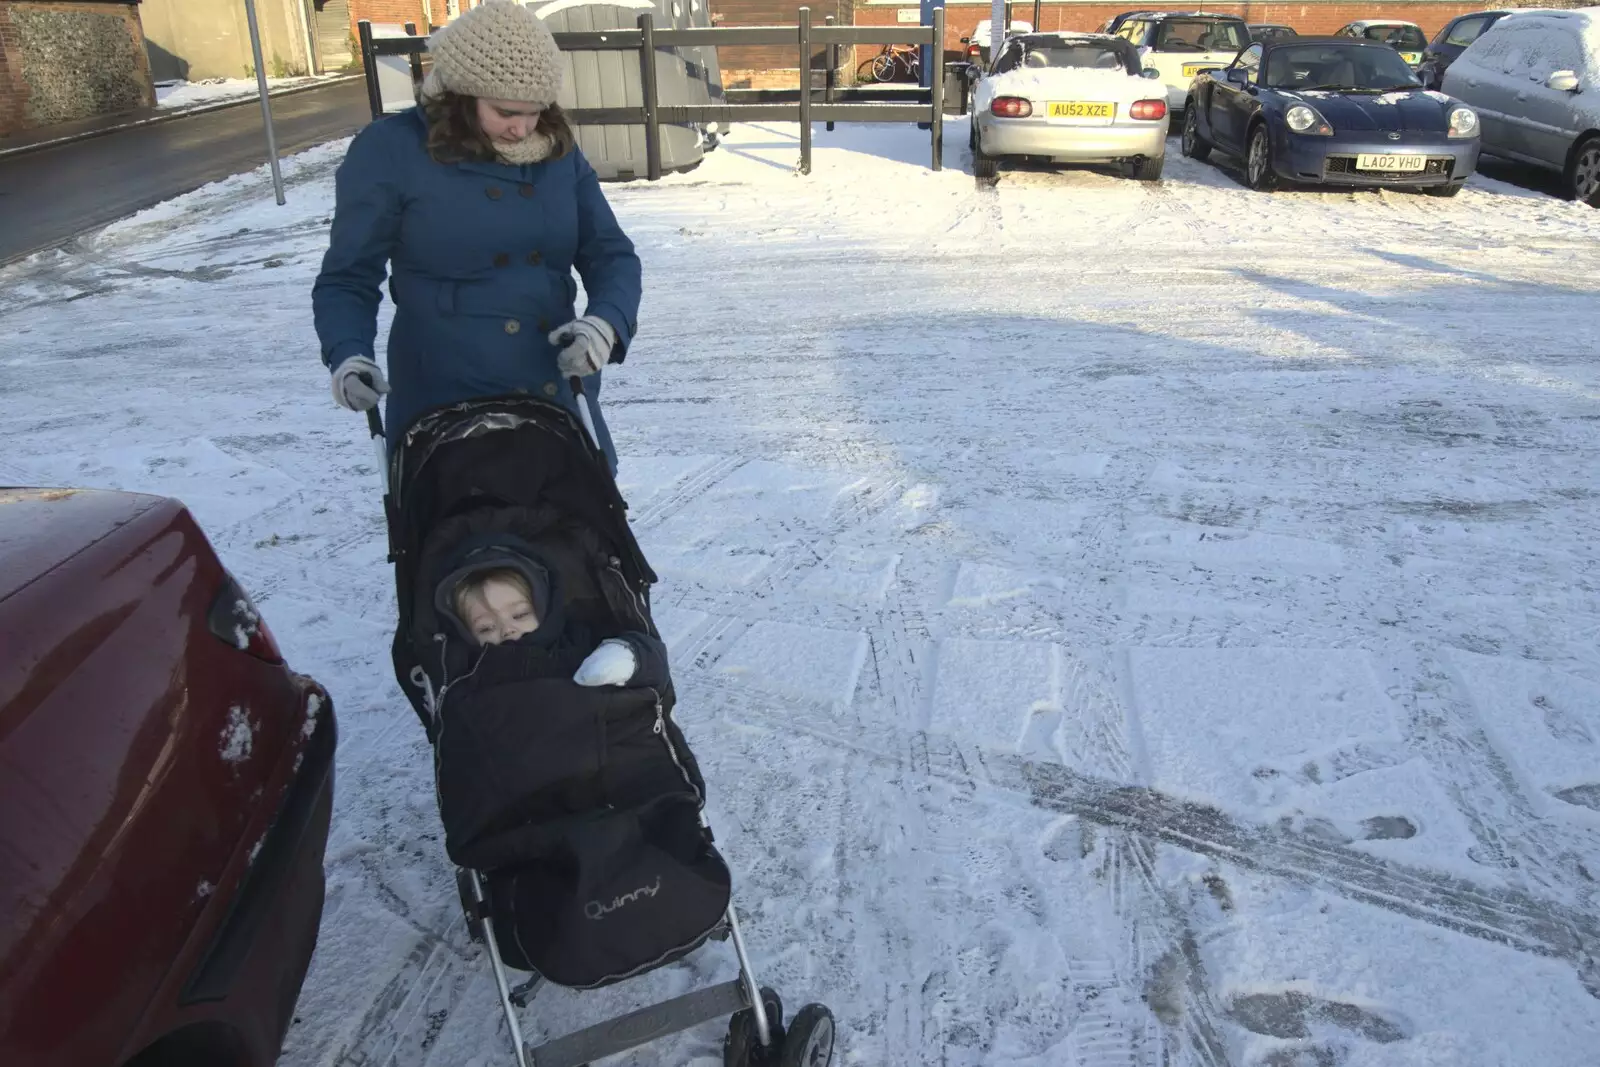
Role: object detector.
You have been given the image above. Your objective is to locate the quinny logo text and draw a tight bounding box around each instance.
[585,876,662,920]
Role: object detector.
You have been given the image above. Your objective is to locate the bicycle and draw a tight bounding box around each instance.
[857,42,921,83]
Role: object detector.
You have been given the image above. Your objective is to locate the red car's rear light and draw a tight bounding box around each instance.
[991,96,1033,118]
[1131,99,1167,121]
[966,43,981,59]
[208,574,284,664]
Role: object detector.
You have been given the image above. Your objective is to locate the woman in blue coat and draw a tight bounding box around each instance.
[313,0,641,468]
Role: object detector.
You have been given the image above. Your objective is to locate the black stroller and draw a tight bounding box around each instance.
[362,389,835,1067]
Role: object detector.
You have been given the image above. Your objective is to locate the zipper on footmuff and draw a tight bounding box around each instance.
[648,687,702,805]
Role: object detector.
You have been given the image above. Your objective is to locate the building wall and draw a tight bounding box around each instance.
[712,0,853,87]
[141,0,313,82]
[0,0,154,136]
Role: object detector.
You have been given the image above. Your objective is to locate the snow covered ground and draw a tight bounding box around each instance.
[4,122,1600,1067]
[156,76,325,110]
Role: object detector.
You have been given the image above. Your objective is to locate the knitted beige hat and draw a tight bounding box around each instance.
[422,1,563,106]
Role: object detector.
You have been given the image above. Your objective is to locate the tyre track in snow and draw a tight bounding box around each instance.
[704,676,1600,993]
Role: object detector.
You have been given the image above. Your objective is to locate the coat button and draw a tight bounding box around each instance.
[486,186,502,200]
[526,250,542,265]
[519,183,534,198]
[504,319,521,334]
[493,252,510,268]
[542,382,558,396]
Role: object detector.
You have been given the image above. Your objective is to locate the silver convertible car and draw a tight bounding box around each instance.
[969,32,1172,181]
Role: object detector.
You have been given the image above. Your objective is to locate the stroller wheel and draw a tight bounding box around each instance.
[778,1004,835,1067]
[455,869,486,944]
[723,987,784,1067]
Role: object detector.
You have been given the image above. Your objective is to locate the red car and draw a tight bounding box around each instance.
[0,488,335,1067]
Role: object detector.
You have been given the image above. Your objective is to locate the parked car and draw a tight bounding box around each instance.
[1417,10,1512,89]
[962,18,1034,67]
[1443,8,1600,204]
[971,32,1170,181]
[0,488,335,1067]
[1100,10,1156,35]
[1182,36,1481,195]
[1250,24,1299,44]
[1112,10,1254,110]
[1334,20,1430,67]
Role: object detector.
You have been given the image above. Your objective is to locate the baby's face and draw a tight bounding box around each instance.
[463,577,540,645]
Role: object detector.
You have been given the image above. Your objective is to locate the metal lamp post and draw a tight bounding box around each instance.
[244,0,287,205]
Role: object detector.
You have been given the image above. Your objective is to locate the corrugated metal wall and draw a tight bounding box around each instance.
[539,0,723,179]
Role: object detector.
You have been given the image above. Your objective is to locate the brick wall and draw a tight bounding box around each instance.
[714,0,853,85]
[0,0,154,137]
[351,0,434,33]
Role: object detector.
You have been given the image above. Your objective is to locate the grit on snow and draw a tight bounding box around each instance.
[4,122,1600,1067]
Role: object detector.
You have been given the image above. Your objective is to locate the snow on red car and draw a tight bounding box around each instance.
[0,488,335,1067]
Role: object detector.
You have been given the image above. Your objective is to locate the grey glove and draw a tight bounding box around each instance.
[549,316,617,378]
[330,356,390,412]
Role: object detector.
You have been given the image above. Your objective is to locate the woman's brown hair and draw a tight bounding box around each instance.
[422,90,576,164]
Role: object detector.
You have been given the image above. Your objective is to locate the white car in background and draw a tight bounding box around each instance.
[1112,10,1253,110]
[970,32,1171,181]
[1333,19,1431,67]
[1442,7,1600,204]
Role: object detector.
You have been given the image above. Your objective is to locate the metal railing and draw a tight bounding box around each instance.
[357,7,949,177]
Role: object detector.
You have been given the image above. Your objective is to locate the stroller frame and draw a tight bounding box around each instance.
[460,866,776,1067]
[361,385,822,1067]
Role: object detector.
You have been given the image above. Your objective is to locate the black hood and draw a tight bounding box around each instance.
[432,536,563,647]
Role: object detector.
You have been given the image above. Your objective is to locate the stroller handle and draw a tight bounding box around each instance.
[568,375,601,451]
[356,372,389,495]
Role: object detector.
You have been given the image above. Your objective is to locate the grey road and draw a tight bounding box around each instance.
[0,80,370,266]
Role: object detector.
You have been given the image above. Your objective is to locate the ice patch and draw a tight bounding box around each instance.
[220,705,255,764]
[948,561,1064,607]
[1448,651,1600,823]
[1130,517,1345,575]
[650,604,711,658]
[1201,880,1600,1067]
[928,639,1063,752]
[894,483,941,530]
[1127,648,1401,812]
[614,454,718,510]
[714,621,869,707]
[799,547,900,603]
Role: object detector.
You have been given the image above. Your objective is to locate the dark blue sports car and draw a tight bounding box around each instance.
[1181,36,1482,196]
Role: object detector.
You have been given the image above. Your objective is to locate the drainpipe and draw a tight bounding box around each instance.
[296,0,319,74]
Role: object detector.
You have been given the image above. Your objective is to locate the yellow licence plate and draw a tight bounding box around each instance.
[1399,51,1421,64]
[1047,101,1115,121]
[1182,64,1211,77]
[1357,153,1426,172]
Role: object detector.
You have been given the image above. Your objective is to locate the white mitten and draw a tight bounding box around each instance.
[573,638,637,687]
[330,355,390,411]
[549,316,617,378]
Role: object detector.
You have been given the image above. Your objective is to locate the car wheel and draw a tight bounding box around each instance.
[972,125,999,180]
[1245,124,1278,191]
[1125,155,1164,181]
[1181,103,1212,162]
[1565,135,1600,207]
[1424,181,1464,198]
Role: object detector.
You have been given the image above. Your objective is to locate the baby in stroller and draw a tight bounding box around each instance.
[438,546,668,689]
[377,396,834,1067]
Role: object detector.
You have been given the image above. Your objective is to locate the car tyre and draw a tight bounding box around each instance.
[1424,181,1464,198]
[1125,155,1164,181]
[971,122,999,180]
[1564,134,1600,207]
[1181,104,1212,162]
[1245,123,1278,191]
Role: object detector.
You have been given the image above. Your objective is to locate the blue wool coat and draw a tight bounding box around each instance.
[313,108,642,466]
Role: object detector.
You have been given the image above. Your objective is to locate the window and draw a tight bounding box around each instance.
[1235,43,1263,76]
[993,40,1027,74]
[1152,18,1249,54]
[1444,16,1489,48]
[1360,24,1427,51]
[1011,42,1135,73]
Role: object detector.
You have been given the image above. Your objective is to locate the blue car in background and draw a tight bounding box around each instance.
[1181,36,1482,196]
